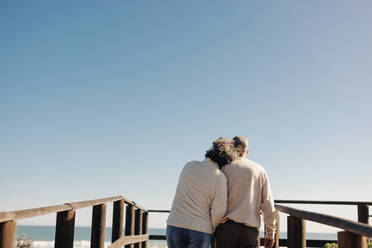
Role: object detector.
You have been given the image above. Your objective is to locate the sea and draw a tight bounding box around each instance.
[16,225,337,248]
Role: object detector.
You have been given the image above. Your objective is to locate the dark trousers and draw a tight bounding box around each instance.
[215,220,259,248]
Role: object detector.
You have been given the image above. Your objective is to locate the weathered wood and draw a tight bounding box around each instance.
[338,231,366,248]
[148,200,372,214]
[55,210,75,248]
[147,210,170,213]
[68,196,124,210]
[358,205,369,224]
[112,200,124,243]
[357,205,369,248]
[141,212,148,248]
[108,234,149,248]
[149,235,166,240]
[0,221,17,248]
[91,204,106,248]
[275,200,372,205]
[68,195,147,212]
[0,205,71,223]
[134,210,143,248]
[274,210,280,248]
[276,204,372,238]
[0,196,124,222]
[287,216,305,248]
[125,205,135,248]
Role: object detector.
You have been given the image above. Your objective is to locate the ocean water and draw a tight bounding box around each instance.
[16,225,337,248]
[17,226,167,248]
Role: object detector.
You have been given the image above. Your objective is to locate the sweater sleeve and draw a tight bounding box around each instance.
[261,172,276,239]
[211,172,227,231]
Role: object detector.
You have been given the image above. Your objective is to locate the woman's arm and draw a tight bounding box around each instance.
[210,172,227,231]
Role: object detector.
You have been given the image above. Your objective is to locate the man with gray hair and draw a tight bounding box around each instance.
[215,136,276,248]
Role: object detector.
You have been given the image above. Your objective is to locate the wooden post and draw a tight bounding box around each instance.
[358,205,369,224]
[125,205,135,248]
[338,231,366,248]
[357,205,369,248]
[141,211,148,248]
[134,209,143,248]
[274,210,280,248]
[0,221,17,248]
[55,210,75,248]
[112,200,124,243]
[91,204,106,248]
[287,215,305,248]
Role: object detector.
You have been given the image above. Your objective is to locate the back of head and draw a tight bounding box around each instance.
[205,137,237,169]
[233,136,249,157]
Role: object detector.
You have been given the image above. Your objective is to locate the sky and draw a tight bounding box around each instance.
[1,0,372,233]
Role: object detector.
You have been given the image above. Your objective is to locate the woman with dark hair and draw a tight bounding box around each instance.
[166,137,236,248]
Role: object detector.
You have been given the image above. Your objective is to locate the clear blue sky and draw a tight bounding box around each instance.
[1,0,371,232]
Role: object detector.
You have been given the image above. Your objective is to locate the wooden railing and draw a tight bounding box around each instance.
[148,200,372,248]
[0,196,149,248]
[274,201,372,248]
[2,198,371,247]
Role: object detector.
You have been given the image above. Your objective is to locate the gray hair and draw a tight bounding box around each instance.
[205,137,237,169]
[233,136,249,157]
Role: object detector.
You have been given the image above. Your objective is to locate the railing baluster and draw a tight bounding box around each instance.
[141,211,148,248]
[112,200,124,243]
[338,231,366,248]
[91,204,106,248]
[287,215,305,248]
[134,209,143,248]
[125,205,135,248]
[55,210,75,248]
[358,205,369,224]
[357,205,369,247]
[0,221,17,248]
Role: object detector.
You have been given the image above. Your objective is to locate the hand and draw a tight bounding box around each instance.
[264,238,274,248]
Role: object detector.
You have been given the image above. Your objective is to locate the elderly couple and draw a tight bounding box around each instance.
[166,136,276,248]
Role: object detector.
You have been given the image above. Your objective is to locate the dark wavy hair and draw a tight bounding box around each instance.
[205,137,237,169]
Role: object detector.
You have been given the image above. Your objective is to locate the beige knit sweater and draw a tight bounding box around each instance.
[222,157,276,239]
[167,158,227,234]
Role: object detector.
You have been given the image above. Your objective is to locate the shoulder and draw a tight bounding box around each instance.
[229,158,259,167]
[230,159,267,174]
[180,160,201,175]
[184,160,201,167]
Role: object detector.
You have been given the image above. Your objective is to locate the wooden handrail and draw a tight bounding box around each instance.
[148,199,372,213]
[148,210,170,213]
[0,195,147,223]
[148,201,371,247]
[275,204,372,238]
[275,200,372,205]
[0,195,150,248]
[108,234,149,248]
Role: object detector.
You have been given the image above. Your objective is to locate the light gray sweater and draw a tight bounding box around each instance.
[222,157,276,239]
[167,158,227,234]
